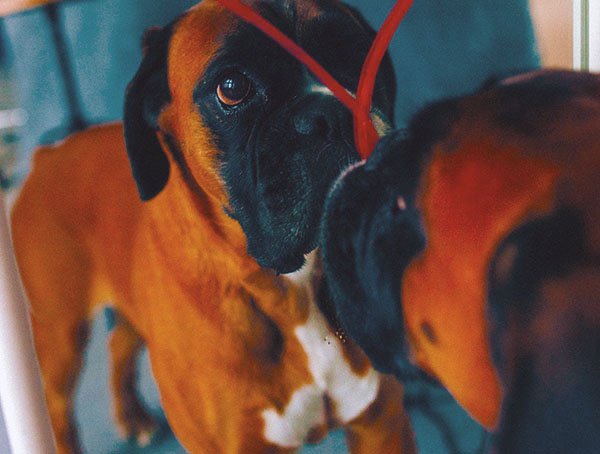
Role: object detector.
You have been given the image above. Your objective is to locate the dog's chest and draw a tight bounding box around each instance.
[261,254,380,448]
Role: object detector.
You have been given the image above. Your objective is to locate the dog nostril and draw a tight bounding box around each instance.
[293,113,329,137]
[396,196,407,211]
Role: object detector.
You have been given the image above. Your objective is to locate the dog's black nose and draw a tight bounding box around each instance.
[292,96,346,139]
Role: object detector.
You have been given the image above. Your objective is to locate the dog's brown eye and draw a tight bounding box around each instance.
[217,72,252,107]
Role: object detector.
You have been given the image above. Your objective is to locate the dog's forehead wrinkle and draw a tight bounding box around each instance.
[304,72,354,98]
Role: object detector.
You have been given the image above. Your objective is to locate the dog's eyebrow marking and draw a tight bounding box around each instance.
[306,84,391,137]
[306,78,353,99]
[371,111,391,137]
[308,83,335,96]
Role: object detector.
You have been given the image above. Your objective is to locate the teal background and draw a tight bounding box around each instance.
[0,0,539,452]
[0,0,539,178]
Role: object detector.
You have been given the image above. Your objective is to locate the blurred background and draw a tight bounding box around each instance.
[0,0,575,452]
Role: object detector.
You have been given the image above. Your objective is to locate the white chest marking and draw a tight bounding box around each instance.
[262,252,380,448]
[294,297,380,423]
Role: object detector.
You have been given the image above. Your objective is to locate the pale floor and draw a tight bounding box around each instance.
[72,314,484,453]
[0,310,489,453]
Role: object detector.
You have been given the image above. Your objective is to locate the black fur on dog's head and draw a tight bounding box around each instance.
[321,70,600,433]
[123,0,397,274]
[318,70,592,377]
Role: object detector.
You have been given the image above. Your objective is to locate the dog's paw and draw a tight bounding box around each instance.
[115,403,159,447]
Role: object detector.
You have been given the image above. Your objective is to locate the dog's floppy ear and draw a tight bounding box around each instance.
[124,25,174,201]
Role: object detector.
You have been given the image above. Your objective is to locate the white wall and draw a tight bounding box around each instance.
[529,0,573,67]
[589,0,600,70]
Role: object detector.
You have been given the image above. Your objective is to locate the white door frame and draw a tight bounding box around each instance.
[574,0,600,70]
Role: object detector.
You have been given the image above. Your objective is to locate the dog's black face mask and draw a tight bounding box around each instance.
[194,0,396,273]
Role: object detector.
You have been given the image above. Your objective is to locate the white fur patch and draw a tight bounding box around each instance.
[284,250,317,286]
[308,84,335,96]
[371,111,392,137]
[294,297,380,423]
[262,254,381,447]
[262,384,325,448]
[337,159,366,182]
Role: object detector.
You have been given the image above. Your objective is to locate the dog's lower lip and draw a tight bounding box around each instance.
[276,262,303,274]
[263,254,305,274]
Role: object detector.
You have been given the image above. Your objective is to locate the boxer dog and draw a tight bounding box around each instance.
[320,70,600,452]
[11,0,415,453]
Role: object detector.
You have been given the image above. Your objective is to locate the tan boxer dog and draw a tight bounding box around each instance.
[10,0,415,453]
[321,70,600,452]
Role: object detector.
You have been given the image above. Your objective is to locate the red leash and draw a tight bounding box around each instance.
[215,0,413,159]
[355,0,413,158]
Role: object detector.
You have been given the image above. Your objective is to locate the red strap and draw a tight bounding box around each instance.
[355,0,413,158]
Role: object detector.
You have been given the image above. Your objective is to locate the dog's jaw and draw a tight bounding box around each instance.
[190,0,397,274]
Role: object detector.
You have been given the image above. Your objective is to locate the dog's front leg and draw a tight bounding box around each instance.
[29,315,89,454]
[344,375,416,453]
[108,314,158,447]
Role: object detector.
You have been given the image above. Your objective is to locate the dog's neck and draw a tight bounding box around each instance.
[142,149,315,342]
[143,141,260,289]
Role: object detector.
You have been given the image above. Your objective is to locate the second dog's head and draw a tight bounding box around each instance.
[123,0,396,273]
[320,70,600,429]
